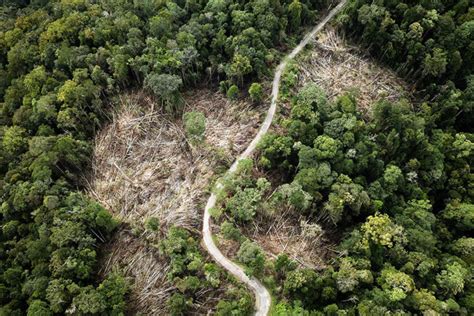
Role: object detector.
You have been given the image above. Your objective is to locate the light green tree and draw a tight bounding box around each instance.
[237,240,265,277]
[248,82,263,104]
[378,267,415,302]
[183,111,206,143]
[436,262,468,296]
[227,84,239,100]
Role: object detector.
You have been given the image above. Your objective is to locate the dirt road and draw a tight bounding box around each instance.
[202,1,347,315]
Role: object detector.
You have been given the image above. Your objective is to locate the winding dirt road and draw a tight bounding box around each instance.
[202,1,347,315]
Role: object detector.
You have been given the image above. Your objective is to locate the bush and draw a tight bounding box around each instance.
[220,221,242,242]
[216,288,253,316]
[248,82,263,103]
[176,276,201,293]
[145,217,160,231]
[226,187,262,221]
[237,240,265,277]
[167,293,189,316]
[183,111,206,143]
[227,85,239,100]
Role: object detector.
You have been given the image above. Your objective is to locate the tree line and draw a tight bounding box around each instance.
[0,0,330,314]
[341,0,473,132]
[208,0,474,313]
[214,80,473,314]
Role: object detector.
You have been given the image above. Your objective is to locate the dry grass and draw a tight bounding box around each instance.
[89,89,263,315]
[298,27,411,116]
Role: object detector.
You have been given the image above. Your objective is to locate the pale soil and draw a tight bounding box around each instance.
[220,212,334,271]
[89,89,263,315]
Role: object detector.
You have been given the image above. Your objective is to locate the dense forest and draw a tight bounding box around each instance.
[1,0,473,315]
[216,83,473,314]
[209,0,473,315]
[341,0,473,132]
[0,0,330,314]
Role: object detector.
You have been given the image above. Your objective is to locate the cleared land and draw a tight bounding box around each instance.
[299,27,411,116]
[88,90,263,314]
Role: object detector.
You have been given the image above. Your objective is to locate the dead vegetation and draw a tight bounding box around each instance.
[245,209,334,270]
[299,27,411,116]
[89,89,263,314]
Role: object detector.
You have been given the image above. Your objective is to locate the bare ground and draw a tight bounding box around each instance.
[89,89,263,315]
[299,27,411,116]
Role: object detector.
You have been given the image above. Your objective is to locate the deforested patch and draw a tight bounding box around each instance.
[89,89,263,314]
[299,27,411,116]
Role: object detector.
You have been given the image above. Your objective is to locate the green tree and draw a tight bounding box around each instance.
[361,214,406,250]
[313,135,341,160]
[145,73,183,112]
[237,240,265,277]
[378,267,415,302]
[27,300,52,316]
[228,53,252,85]
[288,0,303,32]
[294,162,335,195]
[167,293,189,316]
[220,221,242,242]
[216,288,253,316]
[271,181,313,211]
[183,111,206,143]
[436,262,468,296]
[70,286,106,314]
[2,125,28,156]
[226,186,265,221]
[283,268,320,307]
[422,48,448,77]
[451,237,474,264]
[334,257,373,294]
[227,84,239,100]
[248,82,263,104]
[441,202,474,232]
[324,175,371,224]
[98,272,128,315]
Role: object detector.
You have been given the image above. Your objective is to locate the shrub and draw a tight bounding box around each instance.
[167,293,189,316]
[248,82,263,103]
[237,240,265,277]
[220,221,242,242]
[145,217,160,231]
[227,85,239,100]
[183,111,206,143]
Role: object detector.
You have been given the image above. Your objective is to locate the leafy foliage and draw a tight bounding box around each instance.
[160,226,252,314]
[237,240,265,277]
[252,79,473,313]
[0,0,331,313]
[183,111,206,143]
[341,0,474,131]
[248,82,263,104]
